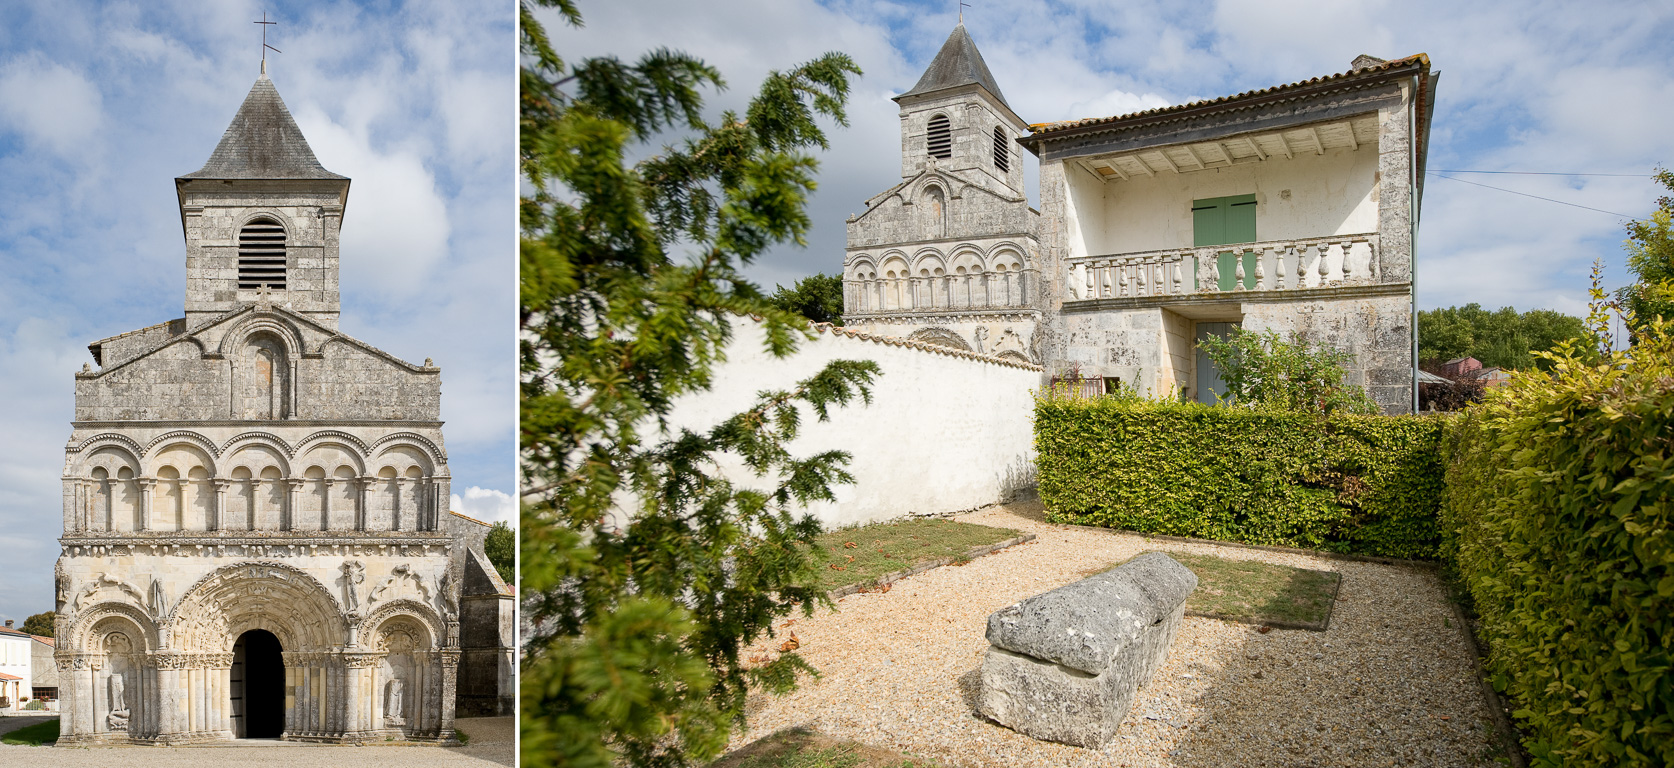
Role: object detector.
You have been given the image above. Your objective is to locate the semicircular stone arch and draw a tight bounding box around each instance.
[906,327,974,352]
[168,562,347,654]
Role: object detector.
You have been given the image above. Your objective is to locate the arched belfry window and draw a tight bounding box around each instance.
[238,218,287,290]
[926,114,952,159]
[993,127,1010,173]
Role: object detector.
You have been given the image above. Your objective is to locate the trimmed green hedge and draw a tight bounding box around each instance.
[1440,331,1674,767]
[1036,397,1446,558]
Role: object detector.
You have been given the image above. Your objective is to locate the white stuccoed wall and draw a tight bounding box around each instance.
[661,317,1042,528]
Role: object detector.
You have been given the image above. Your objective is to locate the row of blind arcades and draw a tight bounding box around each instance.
[847,247,1031,313]
[926,113,1010,173]
[69,437,444,534]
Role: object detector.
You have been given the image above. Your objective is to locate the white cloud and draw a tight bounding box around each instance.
[451,486,515,527]
[0,53,103,159]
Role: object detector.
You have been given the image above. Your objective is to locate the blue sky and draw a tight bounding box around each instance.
[0,0,514,624]
[542,0,1673,314]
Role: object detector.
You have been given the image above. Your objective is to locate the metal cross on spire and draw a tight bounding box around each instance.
[959,0,971,22]
[254,12,281,74]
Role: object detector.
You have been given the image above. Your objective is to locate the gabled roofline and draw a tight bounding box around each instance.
[1020,54,1430,149]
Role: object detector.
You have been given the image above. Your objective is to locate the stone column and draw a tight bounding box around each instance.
[438,649,460,740]
[285,479,304,531]
[138,477,157,531]
[155,654,185,741]
[210,479,229,532]
[343,652,378,739]
[394,478,409,531]
[358,476,374,531]
[66,657,92,738]
[322,478,335,531]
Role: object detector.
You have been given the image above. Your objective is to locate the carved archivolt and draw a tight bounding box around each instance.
[369,432,447,467]
[68,433,147,459]
[366,564,432,607]
[360,598,444,651]
[906,327,973,352]
[73,573,148,613]
[144,431,222,461]
[64,602,158,654]
[168,561,347,653]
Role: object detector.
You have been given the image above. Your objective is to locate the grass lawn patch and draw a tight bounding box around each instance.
[1,719,59,746]
[814,518,1021,592]
[1097,551,1342,630]
[712,726,940,768]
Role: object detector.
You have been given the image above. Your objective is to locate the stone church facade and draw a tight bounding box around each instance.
[845,25,1437,413]
[53,69,472,744]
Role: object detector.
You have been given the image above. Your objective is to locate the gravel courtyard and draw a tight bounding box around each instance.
[0,716,512,767]
[729,503,1503,768]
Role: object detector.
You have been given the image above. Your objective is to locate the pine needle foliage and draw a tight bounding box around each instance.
[518,2,875,767]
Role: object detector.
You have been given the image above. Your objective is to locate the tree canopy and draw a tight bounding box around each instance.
[766,272,845,326]
[483,521,513,584]
[1618,167,1674,334]
[518,2,875,766]
[1417,304,1585,371]
[20,612,52,639]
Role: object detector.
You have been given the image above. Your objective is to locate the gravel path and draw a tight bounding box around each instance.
[729,503,1501,768]
[0,716,512,767]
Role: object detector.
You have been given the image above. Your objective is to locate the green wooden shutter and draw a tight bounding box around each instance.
[1192,194,1257,290]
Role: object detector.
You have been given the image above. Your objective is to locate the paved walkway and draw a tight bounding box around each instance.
[0,716,512,767]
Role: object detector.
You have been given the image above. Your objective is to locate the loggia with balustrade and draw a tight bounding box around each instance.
[847,268,1039,314]
[1066,233,1383,301]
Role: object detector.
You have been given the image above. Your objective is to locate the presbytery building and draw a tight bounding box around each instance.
[844,24,1436,413]
[51,64,500,744]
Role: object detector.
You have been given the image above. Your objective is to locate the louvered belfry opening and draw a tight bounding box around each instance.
[993,126,1010,172]
[237,218,287,290]
[927,114,952,159]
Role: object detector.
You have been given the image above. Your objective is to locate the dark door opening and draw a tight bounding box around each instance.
[232,629,285,738]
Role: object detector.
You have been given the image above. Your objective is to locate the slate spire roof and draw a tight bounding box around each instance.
[180,72,346,180]
[896,22,1009,107]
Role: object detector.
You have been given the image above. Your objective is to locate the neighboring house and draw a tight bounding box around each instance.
[1442,356,1483,378]
[844,23,1438,414]
[0,622,33,707]
[30,634,57,707]
[1475,366,1513,388]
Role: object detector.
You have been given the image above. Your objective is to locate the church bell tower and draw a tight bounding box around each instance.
[176,70,350,330]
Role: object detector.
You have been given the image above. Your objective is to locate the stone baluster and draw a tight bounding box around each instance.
[1296,245,1309,288]
[1117,265,1128,297]
[1317,242,1330,285]
[1341,240,1355,281]
[1172,261,1184,293]
[1233,253,1246,291]
[1152,263,1163,295]
[1275,246,1288,290]
[1208,251,1222,292]
[1136,263,1147,296]
[1254,247,1267,290]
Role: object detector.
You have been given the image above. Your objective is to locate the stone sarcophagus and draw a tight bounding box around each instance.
[977,552,1197,747]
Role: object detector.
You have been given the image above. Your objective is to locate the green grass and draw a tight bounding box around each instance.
[813,518,1020,591]
[1103,551,1341,629]
[712,727,938,768]
[454,726,470,745]
[1,719,59,746]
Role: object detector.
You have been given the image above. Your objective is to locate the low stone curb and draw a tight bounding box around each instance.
[1185,567,1344,632]
[1050,520,1439,570]
[1446,598,1527,768]
[827,534,1037,600]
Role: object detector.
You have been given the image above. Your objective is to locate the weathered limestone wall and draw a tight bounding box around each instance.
[1066,138,1381,257]
[1159,310,1195,396]
[1242,293,1414,413]
[181,182,346,330]
[1059,307,1165,392]
[660,317,1041,527]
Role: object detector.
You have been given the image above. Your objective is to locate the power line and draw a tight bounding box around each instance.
[1427,172,1636,218]
[1431,169,1654,177]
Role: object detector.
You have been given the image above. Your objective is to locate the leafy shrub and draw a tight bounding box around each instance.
[1439,320,1674,767]
[1037,397,1445,558]
[1197,328,1379,414]
[23,699,45,711]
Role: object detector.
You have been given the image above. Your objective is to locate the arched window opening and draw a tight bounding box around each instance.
[238,218,287,290]
[993,127,1010,172]
[926,114,952,159]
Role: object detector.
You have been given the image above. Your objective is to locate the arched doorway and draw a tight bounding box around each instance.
[232,629,285,738]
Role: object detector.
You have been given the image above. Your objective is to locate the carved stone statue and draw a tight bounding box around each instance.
[383,676,405,727]
[341,560,365,612]
[107,672,129,731]
[439,569,459,620]
[973,325,989,353]
[148,578,166,618]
